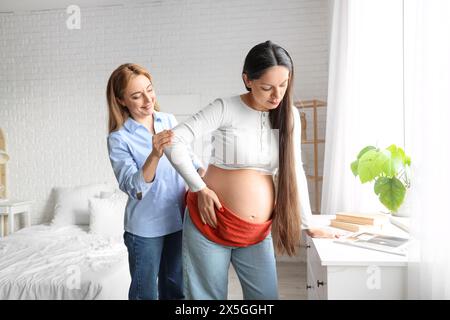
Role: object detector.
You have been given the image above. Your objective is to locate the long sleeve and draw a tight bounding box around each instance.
[107,134,154,200]
[168,114,204,171]
[164,98,225,192]
[292,106,313,230]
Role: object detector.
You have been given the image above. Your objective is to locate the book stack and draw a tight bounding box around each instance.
[329,212,389,232]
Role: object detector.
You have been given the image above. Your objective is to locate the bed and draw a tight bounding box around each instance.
[0,224,130,300]
[0,184,131,300]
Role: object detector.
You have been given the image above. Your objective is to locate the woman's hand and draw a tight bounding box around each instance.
[150,130,174,158]
[306,227,344,239]
[197,187,223,228]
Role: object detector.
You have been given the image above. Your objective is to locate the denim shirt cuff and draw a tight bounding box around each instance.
[134,168,154,200]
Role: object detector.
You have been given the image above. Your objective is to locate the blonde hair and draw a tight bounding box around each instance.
[106,63,160,133]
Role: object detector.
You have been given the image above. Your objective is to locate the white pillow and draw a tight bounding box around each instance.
[88,190,128,238]
[51,183,115,226]
[100,190,115,199]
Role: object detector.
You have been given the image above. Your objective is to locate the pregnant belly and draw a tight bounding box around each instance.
[202,164,275,223]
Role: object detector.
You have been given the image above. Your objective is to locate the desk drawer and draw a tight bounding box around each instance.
[306,237,327,299]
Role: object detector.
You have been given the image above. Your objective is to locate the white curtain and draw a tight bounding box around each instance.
[404,0,450,299]
[322,0,404,215]
[324,0,450,299]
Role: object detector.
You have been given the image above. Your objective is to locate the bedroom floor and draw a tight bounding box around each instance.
[227,261,307,300]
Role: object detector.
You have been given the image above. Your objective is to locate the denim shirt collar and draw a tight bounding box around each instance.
[124,111,163,134]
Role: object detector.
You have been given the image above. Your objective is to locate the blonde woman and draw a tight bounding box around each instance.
[106,63,204,300]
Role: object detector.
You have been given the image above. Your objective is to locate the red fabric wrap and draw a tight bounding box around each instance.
[185,190,272,247]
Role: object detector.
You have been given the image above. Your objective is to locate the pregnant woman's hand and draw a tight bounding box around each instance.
[150,130,174,158]
[197,187,223,228]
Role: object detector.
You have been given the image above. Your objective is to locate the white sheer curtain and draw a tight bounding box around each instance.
[322,0,404,215]
[324,0,450,299]
[404,0,450,299]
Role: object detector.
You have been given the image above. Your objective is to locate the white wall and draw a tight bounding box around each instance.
[0,0,330,226]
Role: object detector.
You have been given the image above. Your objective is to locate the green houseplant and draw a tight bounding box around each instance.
[351,144,411,214]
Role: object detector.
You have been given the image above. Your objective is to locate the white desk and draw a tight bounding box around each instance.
[305,215,409,300]
[0,200,33,237]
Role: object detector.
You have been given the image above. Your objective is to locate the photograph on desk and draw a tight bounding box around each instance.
[334,232,410,256]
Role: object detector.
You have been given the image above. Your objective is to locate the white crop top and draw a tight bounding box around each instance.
[163,95,313,229]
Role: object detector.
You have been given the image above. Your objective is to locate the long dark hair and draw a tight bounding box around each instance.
[242,40,300,256]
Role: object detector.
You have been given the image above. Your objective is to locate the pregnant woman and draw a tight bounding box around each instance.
[164,41,340,300]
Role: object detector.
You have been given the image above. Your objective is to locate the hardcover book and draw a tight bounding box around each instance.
[329,219,382,232]
[335,212,389,226]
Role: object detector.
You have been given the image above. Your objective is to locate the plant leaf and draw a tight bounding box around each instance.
[380,149,394,177]
[351,160,359,176]
[405,155,411,166]
[386,145,407,176]
[357,146,377,160]
[358,149,390,183]
[374,177,406,212]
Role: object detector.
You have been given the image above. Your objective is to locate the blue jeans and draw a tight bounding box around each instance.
[182,209,279,300]
[123,230,184,300]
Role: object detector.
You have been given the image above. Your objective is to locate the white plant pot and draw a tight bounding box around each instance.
[391,192,411,217]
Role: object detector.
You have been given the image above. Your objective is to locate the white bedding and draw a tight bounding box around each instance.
[0,224,130,300]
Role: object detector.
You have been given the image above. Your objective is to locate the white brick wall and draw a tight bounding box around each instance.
[0,0,330,226]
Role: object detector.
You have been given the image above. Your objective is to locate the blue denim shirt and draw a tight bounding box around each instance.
[107,111,203,238]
